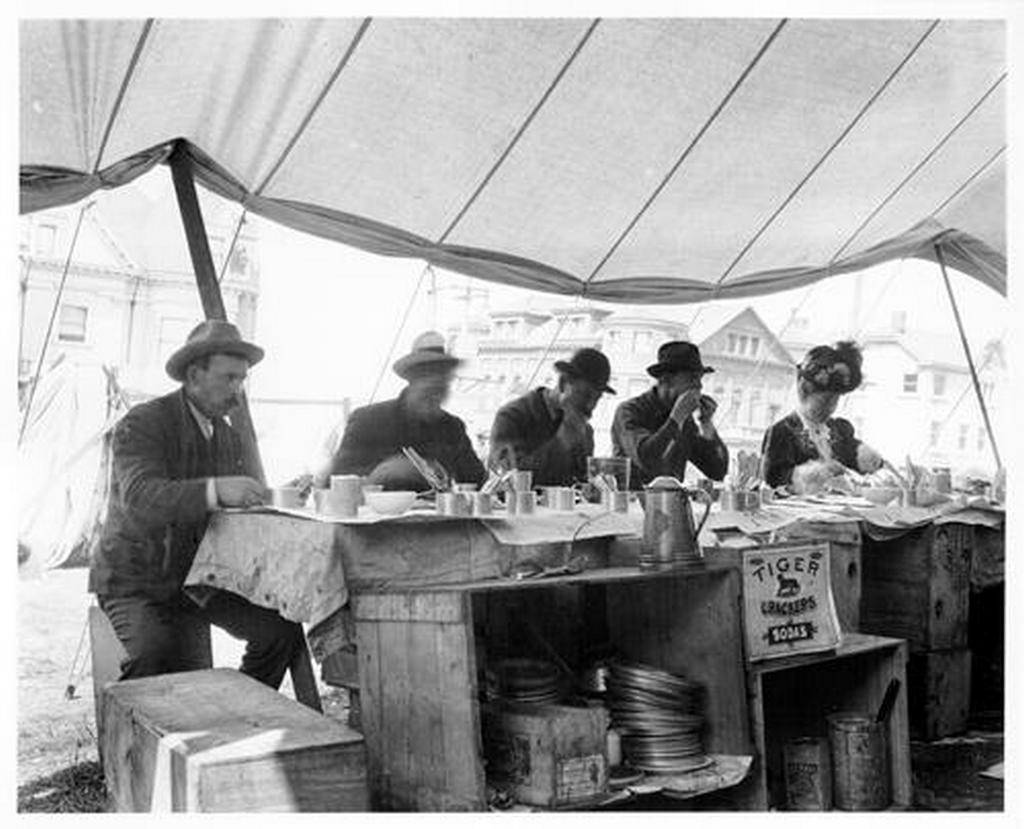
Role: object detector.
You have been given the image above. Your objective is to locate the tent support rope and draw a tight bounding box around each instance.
[935,242,1001,470]
[369,264,430,404]
[217,209,249,284]
[18,202,93,446]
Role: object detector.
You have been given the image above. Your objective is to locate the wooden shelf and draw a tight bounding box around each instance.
[747,633,905,675]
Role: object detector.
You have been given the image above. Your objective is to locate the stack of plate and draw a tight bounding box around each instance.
[486,658,562,706]
[606,661,710,774]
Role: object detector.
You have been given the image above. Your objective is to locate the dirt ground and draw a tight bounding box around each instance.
[17,566,1004,812]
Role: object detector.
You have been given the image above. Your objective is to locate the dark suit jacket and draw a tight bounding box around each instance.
[760,411,862,488]
[89,389,260,599]
[488,387,593,486]
[328,391,485,489]
[611,387,729,488]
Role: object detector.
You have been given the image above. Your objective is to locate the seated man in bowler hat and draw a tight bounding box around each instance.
[488,347,616,486]
[322,331,485,490]
[612,341,729,488]
[90,320,309,688]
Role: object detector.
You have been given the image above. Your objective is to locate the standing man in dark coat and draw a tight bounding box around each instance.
[488,348,616,486]
[612,341,729,488]
[321,331,485,490]
[90,320,307,688]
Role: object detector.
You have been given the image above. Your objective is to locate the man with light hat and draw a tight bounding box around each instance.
[90,320,308,689]
[488,347,615,486]
[324,331,485,490]
[612,340,729,488]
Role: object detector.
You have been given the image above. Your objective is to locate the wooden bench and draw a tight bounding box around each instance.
[101,668,367,812]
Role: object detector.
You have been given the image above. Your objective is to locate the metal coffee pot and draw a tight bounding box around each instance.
[640,476,712,569]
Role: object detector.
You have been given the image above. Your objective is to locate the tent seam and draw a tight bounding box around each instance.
[255,17,373,195]
[93,19,154,174]
[715,18,941,287]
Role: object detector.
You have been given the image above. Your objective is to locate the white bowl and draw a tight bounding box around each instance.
[860,486,899,505]
[364,490,416,515]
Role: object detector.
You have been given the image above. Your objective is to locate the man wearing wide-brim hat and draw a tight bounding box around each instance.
[488,347,616,486]
[612,340,729,488]
[321,331,485,490]
[90,320,308,689]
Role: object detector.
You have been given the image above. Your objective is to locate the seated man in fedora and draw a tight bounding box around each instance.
[322,331,485,490]
[612,340,729,488]
[488,347,615,486]
[90,320,308,689]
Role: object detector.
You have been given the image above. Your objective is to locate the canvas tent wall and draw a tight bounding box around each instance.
[19,17,1006,304]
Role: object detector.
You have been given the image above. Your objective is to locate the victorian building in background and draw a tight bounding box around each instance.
[18,187,260,404]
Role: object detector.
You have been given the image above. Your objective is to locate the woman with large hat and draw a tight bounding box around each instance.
[761,340,884,493]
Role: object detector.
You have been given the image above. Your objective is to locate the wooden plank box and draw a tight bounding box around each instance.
[481,701,608,808]
[907,648,972,740]
[102,668,368,812]
[860,523,972,653]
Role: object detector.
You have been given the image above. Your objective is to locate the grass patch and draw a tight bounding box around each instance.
[18,760,107,813]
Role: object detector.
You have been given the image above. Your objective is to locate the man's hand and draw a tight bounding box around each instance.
[856,443,884,474]
[697,394,717,423]
[670,388,702,426]
[558,404,590,444]
[285,472,314,499]
[215,476,269,508]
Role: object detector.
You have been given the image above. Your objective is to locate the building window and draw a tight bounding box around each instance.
[767,404,781,426]
[958,424,969,450]
[36,223,58,255]
[738,335,748,356]
[730,388,743,419]
[902,373,918,393]
[750,337,760,358]
[727,334,737,354]
[748,390,761,426]
[929,421,941,448]
[933,372,946,397]
[57,304,88,342]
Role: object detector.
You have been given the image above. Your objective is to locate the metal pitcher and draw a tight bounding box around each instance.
[640,476,712,569]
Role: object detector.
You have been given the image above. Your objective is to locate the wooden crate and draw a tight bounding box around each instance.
[860,523,972,652]
[102,668,368,812]
[352,564,752,811]
[741,634,912,811]
[481,702,608,808]
[907,648,972,740]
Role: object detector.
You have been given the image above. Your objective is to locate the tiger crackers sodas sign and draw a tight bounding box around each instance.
[742,543,841,661]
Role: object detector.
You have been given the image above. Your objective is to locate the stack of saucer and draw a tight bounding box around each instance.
[486,658,562,706]
[606,661,710,774]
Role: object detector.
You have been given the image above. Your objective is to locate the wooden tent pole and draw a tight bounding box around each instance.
[934,243,1002,471]
[168,143,266,483]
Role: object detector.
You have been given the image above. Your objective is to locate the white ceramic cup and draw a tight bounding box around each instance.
[329,474,361,518]
[553,486,576,511]
[472,492,493,516]
[270,486,304,509]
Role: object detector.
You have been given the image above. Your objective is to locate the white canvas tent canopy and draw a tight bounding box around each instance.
[20,17,1006,303]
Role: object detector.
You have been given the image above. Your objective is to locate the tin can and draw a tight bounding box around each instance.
[784,737,832,810]
[933,468,951,494]
[828,712,890,811]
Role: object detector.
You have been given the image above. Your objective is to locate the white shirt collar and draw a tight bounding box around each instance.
[186,397,216,441]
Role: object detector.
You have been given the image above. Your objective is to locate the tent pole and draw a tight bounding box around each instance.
[934,242,1002,471]
[168,143,266,484]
